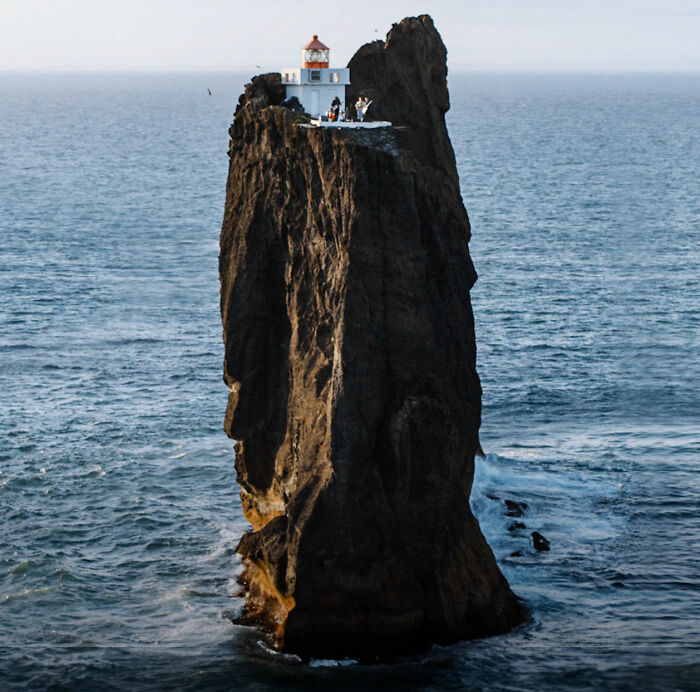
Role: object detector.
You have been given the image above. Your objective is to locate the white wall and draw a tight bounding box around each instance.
[285,84,346,117]
[281,67,350,86]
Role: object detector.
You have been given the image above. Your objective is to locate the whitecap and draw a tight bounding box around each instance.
[2,586,54,602]
[309,657,358,667]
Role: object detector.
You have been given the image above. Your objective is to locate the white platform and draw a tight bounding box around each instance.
[301,120,392,129]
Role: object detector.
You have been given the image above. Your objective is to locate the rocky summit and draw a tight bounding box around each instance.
[219,15,524,658]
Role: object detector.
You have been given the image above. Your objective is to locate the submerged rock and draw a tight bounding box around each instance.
[219,15,524,658]
[531,531,551,552]
[504,499,529,517]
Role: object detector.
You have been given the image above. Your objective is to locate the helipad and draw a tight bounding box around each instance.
[301,120,392,129]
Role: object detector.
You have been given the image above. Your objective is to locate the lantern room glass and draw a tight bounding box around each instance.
[302,49,329,67]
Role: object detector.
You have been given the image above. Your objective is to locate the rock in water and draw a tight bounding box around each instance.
[504,499,529,517]
[531,532,551,552]
[219,15,524,658]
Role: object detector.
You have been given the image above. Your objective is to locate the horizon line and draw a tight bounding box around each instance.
[2,68,700,76]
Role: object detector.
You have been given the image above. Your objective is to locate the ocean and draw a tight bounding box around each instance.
[1,72,698,690]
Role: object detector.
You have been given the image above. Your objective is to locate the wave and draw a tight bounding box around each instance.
[2,586,54,603]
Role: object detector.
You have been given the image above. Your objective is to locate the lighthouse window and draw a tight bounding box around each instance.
[310,70,321,82]
[330,72,339,83]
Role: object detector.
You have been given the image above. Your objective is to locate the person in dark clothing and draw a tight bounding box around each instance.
[330,95,341,122]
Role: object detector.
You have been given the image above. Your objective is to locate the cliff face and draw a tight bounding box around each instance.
[219,15,523,657]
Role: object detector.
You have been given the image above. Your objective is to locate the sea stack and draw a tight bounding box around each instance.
[219,15,523,657]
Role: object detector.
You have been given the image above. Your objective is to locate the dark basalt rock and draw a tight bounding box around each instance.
[219,14,524,658]
[504,499,529,517]
[280,96,305,113]
[531,531,551,552]
[233,72,286,118]
[508,521,527,532]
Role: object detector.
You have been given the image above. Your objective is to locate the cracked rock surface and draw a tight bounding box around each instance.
[219,15,523,657]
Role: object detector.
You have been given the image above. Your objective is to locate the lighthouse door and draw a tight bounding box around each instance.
[310,90,320,117]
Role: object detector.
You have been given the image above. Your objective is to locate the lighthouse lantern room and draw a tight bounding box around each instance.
[302,35,329,68]
[282,35,350,118]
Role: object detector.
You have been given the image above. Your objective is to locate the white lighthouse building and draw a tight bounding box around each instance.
[281,35,350,118]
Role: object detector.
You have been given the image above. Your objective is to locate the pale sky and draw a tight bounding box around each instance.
[1,0,699,72]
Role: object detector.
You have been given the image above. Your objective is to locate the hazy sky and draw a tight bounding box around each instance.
[2,0,699,72]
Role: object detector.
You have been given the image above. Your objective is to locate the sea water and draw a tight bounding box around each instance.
[1,72,698,690]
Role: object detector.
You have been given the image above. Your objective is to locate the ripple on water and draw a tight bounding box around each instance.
[1,72,699,690]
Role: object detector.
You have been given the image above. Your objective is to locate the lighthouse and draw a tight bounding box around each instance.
[281,35,350,118]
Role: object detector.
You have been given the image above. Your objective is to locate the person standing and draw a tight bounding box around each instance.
[331,95,341,122]
[355,95,364,121]
[362,96,371,121]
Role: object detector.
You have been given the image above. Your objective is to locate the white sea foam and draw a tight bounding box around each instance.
[471,451,626,562]
[309,657,358,667]
[2,586,54,602]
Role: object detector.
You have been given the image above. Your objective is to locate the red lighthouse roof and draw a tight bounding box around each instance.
[303,35,329,51]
